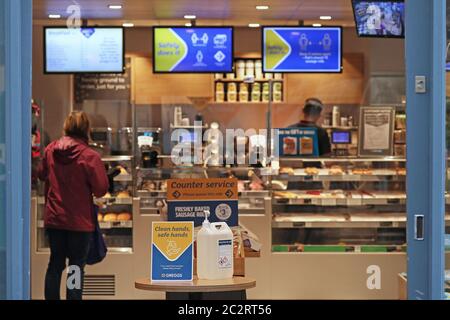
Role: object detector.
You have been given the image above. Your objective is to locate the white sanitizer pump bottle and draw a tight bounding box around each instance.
[197,210,234,280]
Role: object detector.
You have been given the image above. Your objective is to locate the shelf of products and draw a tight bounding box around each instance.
[214,58,285,103]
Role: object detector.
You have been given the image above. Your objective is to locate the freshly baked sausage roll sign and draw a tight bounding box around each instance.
[167,178,238,227]
[151,221,193,282]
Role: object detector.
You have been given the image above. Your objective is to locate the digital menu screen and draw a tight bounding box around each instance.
[332,131,351,144]
[263,27,342,73]
[153,27,233,73]
[352,0,405,38]
[44,27,124,73]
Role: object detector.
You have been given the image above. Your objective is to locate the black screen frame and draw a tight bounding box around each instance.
[261,26,343,74]
[152,26,235,74]
[351,0,405,39]
[43,26,126,74]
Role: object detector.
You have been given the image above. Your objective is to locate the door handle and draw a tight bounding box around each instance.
[414,214,424,240]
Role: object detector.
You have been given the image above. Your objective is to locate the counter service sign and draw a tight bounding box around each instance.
[151,221,193,282]
[167,178,238,227]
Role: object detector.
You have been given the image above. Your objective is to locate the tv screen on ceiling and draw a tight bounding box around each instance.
[352,0,405,38]
[44,27,125,74]
[262,26,342,73]
[153,26,234,73]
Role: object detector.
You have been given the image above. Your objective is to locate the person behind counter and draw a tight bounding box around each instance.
[289,98,331,157]
[38,111,109,300]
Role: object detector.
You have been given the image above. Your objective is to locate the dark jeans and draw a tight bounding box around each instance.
[45,229,91,300]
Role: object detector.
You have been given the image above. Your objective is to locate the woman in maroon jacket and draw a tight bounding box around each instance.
[38,111,108,300]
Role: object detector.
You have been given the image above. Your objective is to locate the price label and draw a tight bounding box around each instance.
[321,198,337,206]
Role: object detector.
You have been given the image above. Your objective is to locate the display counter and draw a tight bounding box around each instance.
[31,152,450,299]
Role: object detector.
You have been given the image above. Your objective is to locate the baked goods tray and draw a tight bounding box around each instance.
[272,213,410,228]
[273,191,407,206]
[37,220,133,229]
[38,196,134,205]
[276,169,404,181]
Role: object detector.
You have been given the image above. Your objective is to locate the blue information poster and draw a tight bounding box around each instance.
[167,178,238,227]
[277,128,320,157]
[263,27,342,73]
[153,27,233,73]
[151,221,193,282]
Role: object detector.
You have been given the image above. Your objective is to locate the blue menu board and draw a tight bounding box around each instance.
[263,27,342,73]
[153,27,233,73]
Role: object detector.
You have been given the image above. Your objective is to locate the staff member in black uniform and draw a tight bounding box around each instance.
[289,97,331,157]
[287,98,331,193]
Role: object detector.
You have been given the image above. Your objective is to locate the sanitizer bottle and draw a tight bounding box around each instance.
[197,211,234,280]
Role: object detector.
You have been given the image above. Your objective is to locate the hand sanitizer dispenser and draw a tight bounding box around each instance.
[197,211,234,280]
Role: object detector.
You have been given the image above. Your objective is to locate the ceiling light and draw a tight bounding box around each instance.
[312,23,322,27]
[184,15,196,19]
[256,5,270,10]
[320,16,332,20]
[185,23,192,27]
[248,23,260,28]
[108,5,122,10]
[48,14,61,19]
[122,23,134,27]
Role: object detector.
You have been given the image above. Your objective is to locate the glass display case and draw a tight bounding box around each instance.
[135,164,270,216]
[271,157,412,253]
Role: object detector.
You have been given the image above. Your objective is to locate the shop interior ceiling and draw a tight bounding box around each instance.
[33,0,356,26]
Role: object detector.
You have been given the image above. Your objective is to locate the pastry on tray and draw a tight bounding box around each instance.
[117,213,132,222]
[103,213,118,222]
[396,168,406,175]
[352,168,373,175]
[279,167,294,175]
[142,181,157,192]
[103,192,112,199]
[116,190,130,198]
[328,165,344,175]
[274,191,299,199]
[98,214,104,222]
[304,167,319,175]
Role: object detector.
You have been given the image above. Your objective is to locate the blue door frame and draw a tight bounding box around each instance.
[3,0,32,300]
[406,0,446,300]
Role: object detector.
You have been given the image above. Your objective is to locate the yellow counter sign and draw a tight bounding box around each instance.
[167,178,238,201]
[151,221,193,281]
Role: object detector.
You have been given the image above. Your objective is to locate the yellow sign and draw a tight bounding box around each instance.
[167,178,238,201]
[151,221,194,281]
